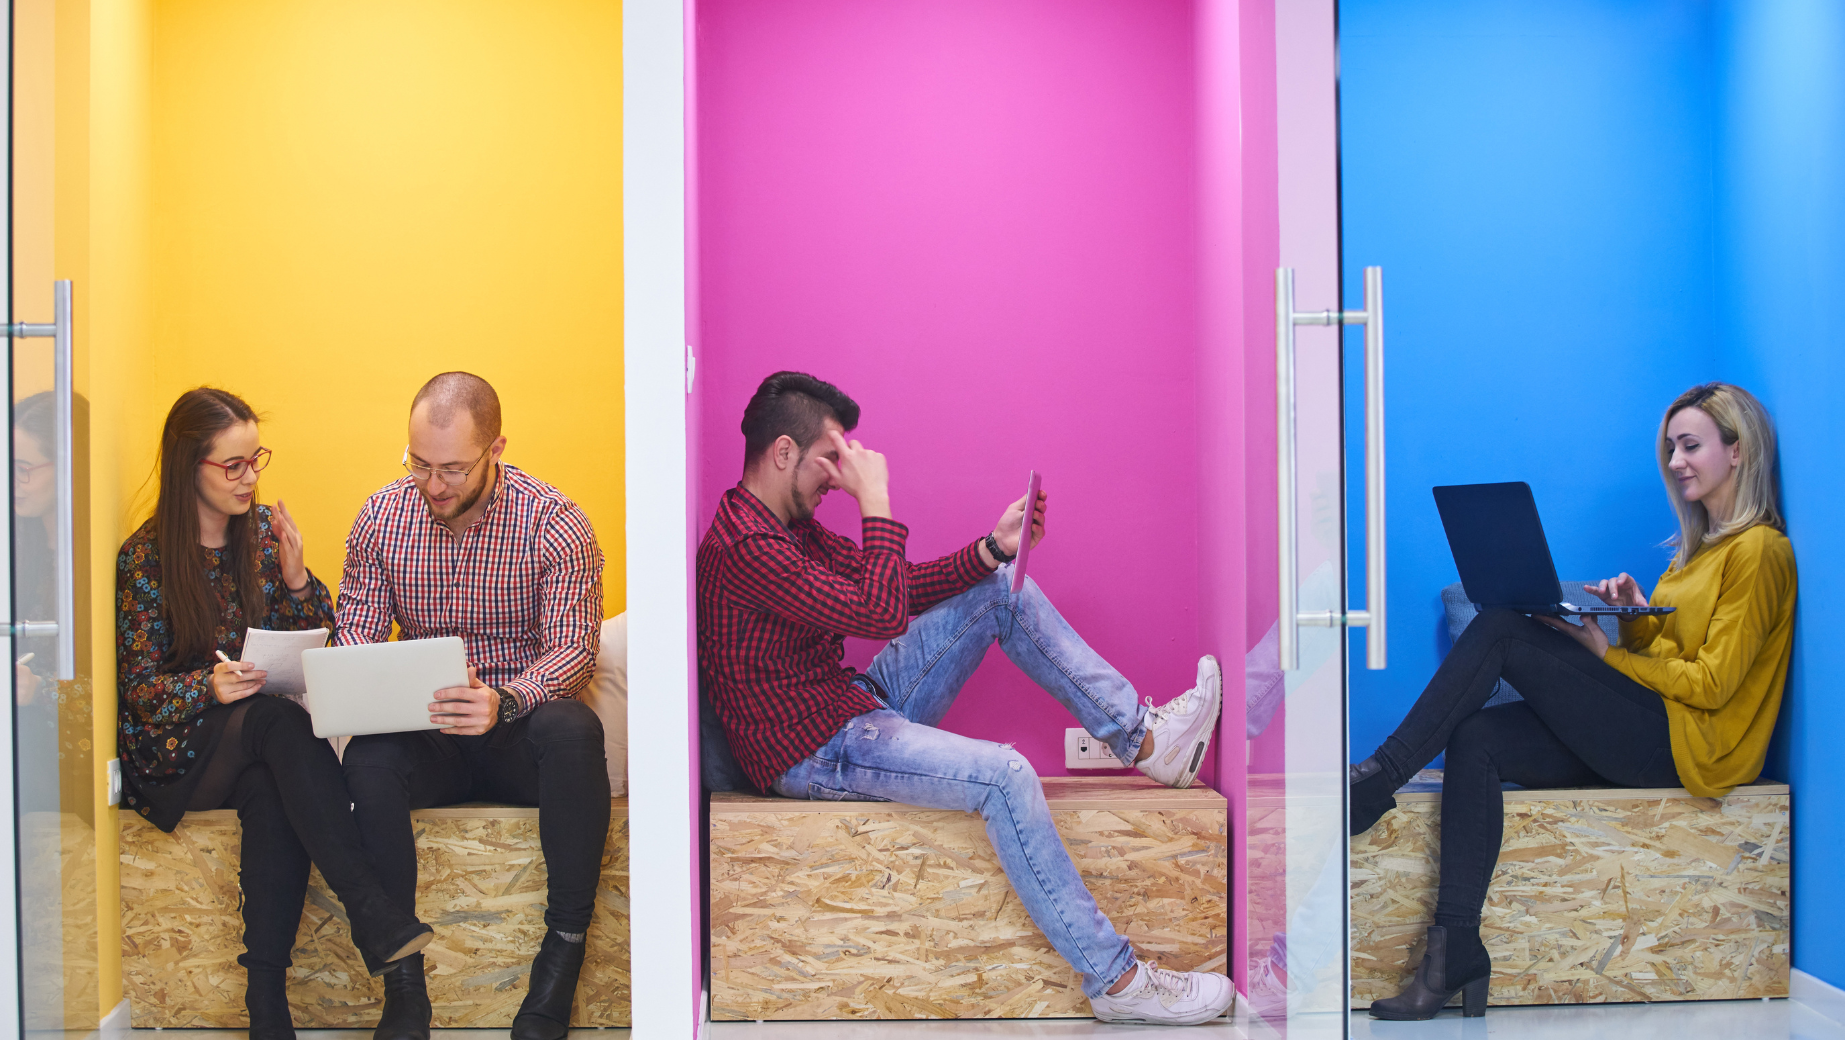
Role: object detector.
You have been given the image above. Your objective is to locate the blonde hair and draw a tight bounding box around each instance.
[1658,382,1783,569]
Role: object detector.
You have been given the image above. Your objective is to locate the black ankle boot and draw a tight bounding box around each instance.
[373,954,432,1040]
[512,930,587,1040]
[246,968,296,1040]
[1349,756,1399,836]
[348,897,435,977]
[1369,925,1492,1020]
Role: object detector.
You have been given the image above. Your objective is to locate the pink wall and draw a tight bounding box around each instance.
[694,0,1214,782]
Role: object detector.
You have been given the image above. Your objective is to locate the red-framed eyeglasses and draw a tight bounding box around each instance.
[198,447,273,481]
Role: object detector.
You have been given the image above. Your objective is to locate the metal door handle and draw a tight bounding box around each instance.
[7,281,76,679]
[1275,267,1386,670]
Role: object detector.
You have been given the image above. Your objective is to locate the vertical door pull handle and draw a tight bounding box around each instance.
[1275,267,1386,671]
[7,281,76,679]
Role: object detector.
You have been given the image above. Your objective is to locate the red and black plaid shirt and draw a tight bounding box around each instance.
[698,485,992,790]
[336,464,604,717]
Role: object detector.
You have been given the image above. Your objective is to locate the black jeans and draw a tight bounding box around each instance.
[1371,609,1679,925]
[186,695,403,974]
[343,698,610,933]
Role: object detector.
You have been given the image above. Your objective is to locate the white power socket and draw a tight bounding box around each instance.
[107,759,122,807]
[1065,728,1126,770]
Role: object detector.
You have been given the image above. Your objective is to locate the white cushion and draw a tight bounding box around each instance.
[581,613,628,796]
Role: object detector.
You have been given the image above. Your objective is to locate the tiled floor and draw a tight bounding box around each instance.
[68,999,1845,1040]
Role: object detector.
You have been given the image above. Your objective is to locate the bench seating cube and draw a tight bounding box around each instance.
[709,775,1227,1021]
[120,800,630,1028]
[1350,772,1789,1007]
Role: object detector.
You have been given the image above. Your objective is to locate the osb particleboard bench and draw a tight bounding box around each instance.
[709,775,1227,1021]
[120,799,629,1028]
[1351,772,1789,1008]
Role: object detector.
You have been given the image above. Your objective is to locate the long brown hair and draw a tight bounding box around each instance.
[154,388,266,672]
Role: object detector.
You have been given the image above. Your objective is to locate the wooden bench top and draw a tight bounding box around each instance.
[710,774,1226,814]
[1387,769,1789,804]
[165,797,630,824]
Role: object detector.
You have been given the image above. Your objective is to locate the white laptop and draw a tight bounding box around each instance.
[301,637,472,739]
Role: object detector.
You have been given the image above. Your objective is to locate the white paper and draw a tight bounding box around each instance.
[240,627,332,702]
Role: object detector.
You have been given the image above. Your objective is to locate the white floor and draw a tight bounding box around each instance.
[75,998,1845,1040]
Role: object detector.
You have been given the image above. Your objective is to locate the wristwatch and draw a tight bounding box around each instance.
[984,532,1015,565]
[495,688,520,724]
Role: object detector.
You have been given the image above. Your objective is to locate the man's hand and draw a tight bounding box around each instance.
[431,665,498,735]
[989,489,1047,559]
[814,430,891,519]
[1582,573,1648,608]
[211,660,267,704]
[1536,615,1610,659]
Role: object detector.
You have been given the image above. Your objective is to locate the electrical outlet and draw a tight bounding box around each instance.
[107,759,122,807]
[1065,728,1126,770]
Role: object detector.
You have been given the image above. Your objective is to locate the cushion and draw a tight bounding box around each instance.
[1439,582,1621,707]
[580,614,629,796]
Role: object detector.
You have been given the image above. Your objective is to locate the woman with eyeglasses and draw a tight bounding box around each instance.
[116,388,432,1039]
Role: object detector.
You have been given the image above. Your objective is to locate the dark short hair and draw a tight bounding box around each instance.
[741,371,860,468]
[411,371,502,446]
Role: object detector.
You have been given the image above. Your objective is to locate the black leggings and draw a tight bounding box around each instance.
[185,695,401,974]
[1369,609,1679,925]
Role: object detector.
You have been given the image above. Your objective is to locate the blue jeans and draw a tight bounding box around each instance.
[771,565,1149,996]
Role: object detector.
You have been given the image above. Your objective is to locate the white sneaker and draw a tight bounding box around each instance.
[1091,960,1237,1025]
[1135,656,1222,789]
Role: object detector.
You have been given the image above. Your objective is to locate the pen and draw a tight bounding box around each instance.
[215,650,240,668]
[15,652,33,666]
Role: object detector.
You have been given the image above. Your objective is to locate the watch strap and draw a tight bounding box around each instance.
[495,687,521,723]
[984,533,1016,565]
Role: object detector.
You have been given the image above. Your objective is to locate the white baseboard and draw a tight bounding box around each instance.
[1794,968,1845,1028]
[96,999,130,1036]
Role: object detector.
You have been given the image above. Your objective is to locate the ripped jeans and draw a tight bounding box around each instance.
[771,565,1147,996]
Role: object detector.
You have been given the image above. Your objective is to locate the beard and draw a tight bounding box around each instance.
[421,467,491,520]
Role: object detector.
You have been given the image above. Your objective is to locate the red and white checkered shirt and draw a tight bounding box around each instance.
[336,464,604,717]
[698,486,992,790]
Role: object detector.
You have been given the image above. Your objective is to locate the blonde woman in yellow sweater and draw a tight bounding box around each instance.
[1355,383,1796,1021]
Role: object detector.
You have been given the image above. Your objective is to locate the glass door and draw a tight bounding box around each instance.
[11,0,96,1030]
[1246,0,1384,1034]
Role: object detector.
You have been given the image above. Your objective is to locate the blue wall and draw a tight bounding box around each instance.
[1341,0,1845,989]
[1714,0,1845,992]
[1339,0,1723,761]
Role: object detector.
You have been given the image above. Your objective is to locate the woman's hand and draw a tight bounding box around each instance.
[990,489,1048,558]
[1536,615,1610,659]
[274,499,311,597]
[1582,572,1648,608]
[16,662,40,707]
[211,660,267,704]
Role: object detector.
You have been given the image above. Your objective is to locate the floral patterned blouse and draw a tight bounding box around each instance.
[116,505,334,800]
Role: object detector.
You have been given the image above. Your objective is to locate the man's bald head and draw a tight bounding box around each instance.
[411,371,502,447]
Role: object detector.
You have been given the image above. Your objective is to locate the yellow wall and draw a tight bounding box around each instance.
[144,0,627,601]
[32,0,622,1021]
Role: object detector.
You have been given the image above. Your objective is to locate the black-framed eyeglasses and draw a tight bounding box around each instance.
[402,444,491,487]
[198,447,273,481]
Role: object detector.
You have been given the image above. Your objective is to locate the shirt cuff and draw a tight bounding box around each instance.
[860,516,909,556]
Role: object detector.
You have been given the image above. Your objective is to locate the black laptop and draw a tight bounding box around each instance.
[1432,482,1675,618]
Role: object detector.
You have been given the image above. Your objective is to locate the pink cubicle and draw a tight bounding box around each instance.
[690,0,1286,993]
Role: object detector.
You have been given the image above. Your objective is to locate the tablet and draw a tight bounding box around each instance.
[1010,470,1042,594]
[301,636,471,738]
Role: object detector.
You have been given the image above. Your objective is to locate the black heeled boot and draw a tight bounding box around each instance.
[512,930,587,1040]
[373,954,432,1040]
[1350,756,1399,836]
[348,896,435,978]
[1369,925,1492,1020]
[246,968,296,1040]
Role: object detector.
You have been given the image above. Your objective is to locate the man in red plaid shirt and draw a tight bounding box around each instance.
[339,372,606,1040]
[698,372,1233,1025]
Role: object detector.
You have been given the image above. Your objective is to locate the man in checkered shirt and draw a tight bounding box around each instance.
[698,372,1235,1025]
[340,372,606,1040]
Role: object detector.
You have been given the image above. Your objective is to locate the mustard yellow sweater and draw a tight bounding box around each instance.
[1602,524,1796,797]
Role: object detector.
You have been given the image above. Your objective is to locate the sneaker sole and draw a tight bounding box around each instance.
[1162,660,1222,790]
[1095,993,1236,1026]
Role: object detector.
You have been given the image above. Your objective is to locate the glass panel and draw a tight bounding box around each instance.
[1246,0,1351,1035]
[13,0,97,1031]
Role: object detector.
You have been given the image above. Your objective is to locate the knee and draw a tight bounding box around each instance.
[341,735,408,794]
[229,763,284,813]
[1470,608,1529,639]
[525,697,602,744]
[244,692,314,732]
[1445,712,1501,772]
[977,743,1043,806]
